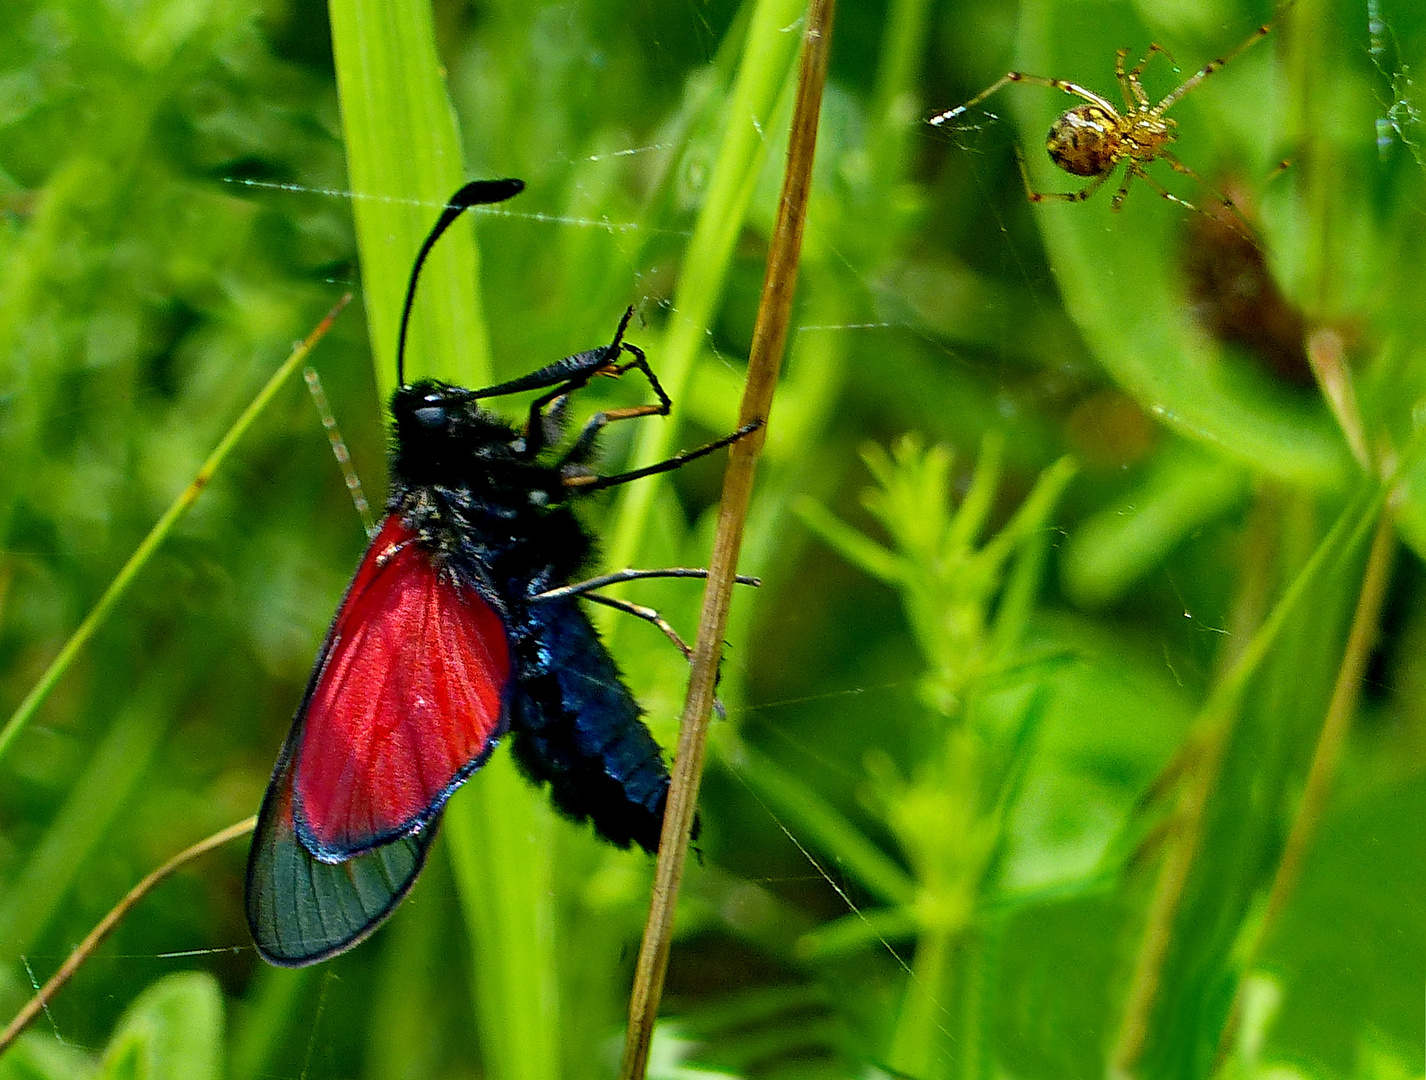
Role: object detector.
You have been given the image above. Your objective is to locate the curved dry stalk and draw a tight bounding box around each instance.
[0,816,257,1053]
[617,2,837,1077]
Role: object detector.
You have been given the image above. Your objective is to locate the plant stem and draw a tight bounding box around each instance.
[0,817,256,1052]
[619,2,835,1075]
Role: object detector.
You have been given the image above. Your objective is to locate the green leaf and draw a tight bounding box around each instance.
[98,973,222,1080]
[0,1037,96,1080]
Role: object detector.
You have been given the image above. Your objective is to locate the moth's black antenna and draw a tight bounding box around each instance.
[396,178,526,387]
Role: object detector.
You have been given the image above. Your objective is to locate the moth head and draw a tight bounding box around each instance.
[390,381,521,483]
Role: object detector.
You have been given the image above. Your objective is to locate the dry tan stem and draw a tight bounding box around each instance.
[1306,327,1369,470]
[617,3,836,1077]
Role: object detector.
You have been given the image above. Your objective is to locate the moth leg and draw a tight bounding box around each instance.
[572,592,731,721]
[568,421,762,491]
[532,571,758,717]
[557,400,675,479]
[475,307,637,405]
[599,341,672,415]
[520,376,603,460]
[489,310,669,460]
[577,593,693,660]
[531,568,760,603]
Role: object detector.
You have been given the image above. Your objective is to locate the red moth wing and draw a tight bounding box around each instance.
[246,736,435,966]
[291,515,511,859]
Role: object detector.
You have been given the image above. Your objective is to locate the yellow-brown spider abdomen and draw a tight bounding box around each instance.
[1046,104,1123,177]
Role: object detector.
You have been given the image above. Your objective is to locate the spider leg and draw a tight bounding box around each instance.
[1112,162,1189,213]
[1156,149,1263,243]
[1015,146,1115,204]
[1119,43,1176,108]
[1155,23,1271,113]
[929,73,1016,126]
[930,72,1118,126]
[1115,48,1139,108]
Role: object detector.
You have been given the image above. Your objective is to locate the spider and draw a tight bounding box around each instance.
[929,23,1272,219]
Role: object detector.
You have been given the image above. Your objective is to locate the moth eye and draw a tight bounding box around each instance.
[414,405,447,428]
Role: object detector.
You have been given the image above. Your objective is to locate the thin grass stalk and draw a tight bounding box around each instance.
[619,2,836,1076]
[0,817,256,1052]
[1258,509,1393,930]
[0,295,351,767]
[1211,506,1396,1071]
[600,0,809,589]
[1282,0,1335,317]
[867,0,935,194]
[1108,475,1386,1078]
[1109,488,1281,1077]
[1108,684,1240,1080]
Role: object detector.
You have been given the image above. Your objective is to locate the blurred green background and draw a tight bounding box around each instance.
[0,0,1421,1078]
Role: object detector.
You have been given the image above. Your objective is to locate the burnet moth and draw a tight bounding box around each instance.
[246,178,752,966]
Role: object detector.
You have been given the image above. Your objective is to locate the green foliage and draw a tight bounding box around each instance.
[99,972,222,1080]
[0,972,221,1080]
[1,0,1423,1078]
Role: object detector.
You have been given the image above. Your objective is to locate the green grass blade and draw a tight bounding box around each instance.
[600,0,808,585]
[327,7,556,1080]
[0,684,169,954]
[444,758,560,1080]
[228,967,312,1080]
[329,0,492,396]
